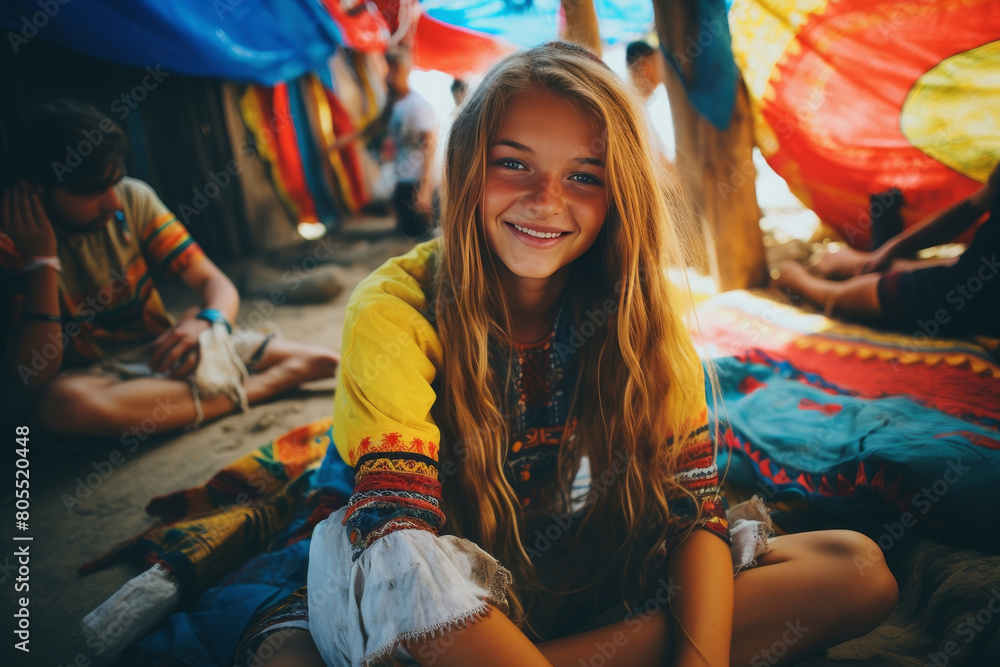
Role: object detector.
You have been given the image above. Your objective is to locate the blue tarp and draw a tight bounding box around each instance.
[1,0,344,85]
[2,0,736,127]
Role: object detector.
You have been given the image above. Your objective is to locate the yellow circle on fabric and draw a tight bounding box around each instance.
[901,40,1000,183]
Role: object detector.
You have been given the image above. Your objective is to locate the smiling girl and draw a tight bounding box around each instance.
[242,42,897,667]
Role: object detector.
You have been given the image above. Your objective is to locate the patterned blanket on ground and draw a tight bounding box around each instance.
[692,290,1000,550]
[88,289,1000,665]
[693,290,1000,666]
[82,417,353,665]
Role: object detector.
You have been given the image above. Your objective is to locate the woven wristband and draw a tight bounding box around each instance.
[24,256,62,272]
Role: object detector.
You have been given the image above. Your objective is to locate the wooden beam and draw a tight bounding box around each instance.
[652,0,767,290]
[560,0,602,56]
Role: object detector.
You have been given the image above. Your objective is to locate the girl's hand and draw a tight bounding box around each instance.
[1,182,57,259]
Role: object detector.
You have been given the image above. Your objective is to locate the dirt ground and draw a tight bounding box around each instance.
[1,220,416,667]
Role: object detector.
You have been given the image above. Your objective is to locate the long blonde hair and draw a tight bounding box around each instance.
[432,42,708,622]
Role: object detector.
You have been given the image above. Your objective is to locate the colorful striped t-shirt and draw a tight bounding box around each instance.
[0,177,205,368]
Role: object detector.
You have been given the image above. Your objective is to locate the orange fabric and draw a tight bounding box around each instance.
[731,0,999,248]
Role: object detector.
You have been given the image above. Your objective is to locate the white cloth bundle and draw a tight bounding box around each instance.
[189,321,250,426]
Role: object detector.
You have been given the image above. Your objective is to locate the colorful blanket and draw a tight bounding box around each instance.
[693,290,1000,551]
[82,418,352,664]
[692,289,1000,665]
[90,289,1000,664]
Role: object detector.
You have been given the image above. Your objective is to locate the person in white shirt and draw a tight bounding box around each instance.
[386,47,438,239]
[332,46,437,240]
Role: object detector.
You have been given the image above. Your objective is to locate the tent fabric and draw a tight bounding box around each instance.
[421,0,653,48]
[661,0,738,130]
[412,12,519,78]
[728,0,1000,248]
[289,80,340,225]
[1,0,345,86]
[238,75,372,227]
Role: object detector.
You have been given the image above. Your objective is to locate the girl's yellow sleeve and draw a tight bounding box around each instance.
[333,293,447,560]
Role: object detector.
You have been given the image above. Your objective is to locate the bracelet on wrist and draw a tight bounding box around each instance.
[21,311,62,323]
[195,308,233,334]
[24,256,62,272]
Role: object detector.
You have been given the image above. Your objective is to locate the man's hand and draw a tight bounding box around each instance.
[415,186,434,216]
[149,309,210,378]
[1,182,57,259]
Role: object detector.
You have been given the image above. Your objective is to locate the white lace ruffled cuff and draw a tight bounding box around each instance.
[727,495,774,574]
[308,507,511,667]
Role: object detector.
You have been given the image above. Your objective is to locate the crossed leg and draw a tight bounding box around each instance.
[773,260,883,319]
[251,530,897,667]
[36,338,338,439]
[774,244,960,321]
[810,244,957,280]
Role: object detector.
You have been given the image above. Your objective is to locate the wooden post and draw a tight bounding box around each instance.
[652,0,767,290]
[560,0,602,56]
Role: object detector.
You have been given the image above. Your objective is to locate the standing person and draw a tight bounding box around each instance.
[625,40,678,182]
[332,47,438,240]
[625,40,665,103]
[385,46,438,240]
[239,43,897,667]
[0,99,339,441]
[450,78,468,108]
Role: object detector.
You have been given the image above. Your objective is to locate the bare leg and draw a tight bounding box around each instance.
[886,255,958,272]
[258,531,895,667]
[37,339,338,438]
[774,260,883,319]
[813,246,957,280]
[812,244,875,280]
[730,530,898,666]
[537,531,895,667]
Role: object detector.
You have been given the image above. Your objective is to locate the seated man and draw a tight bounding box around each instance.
[775,161,1000,339]
[1,99,339,442]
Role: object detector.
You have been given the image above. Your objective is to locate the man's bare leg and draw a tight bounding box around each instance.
[37,338,338,438]
[774,260,883,319]
[812,244,875,280]
[813,244,957,280]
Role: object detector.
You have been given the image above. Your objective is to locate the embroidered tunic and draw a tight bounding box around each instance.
[309,239,734,666]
